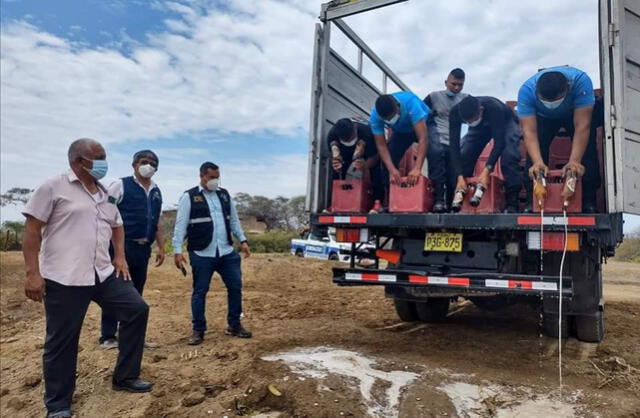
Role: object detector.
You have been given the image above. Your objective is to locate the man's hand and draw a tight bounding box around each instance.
[25,272,45,302]
[528,161,549,180]
[477,168,490,188]
[562,160,585,179]
[353,159,365,171]
[240,242,251,259]
[113,255,131,281]
[155,248,166,267]
[389,167,402,185]
[174,253,187,270]
[406,168,421,186]
[455,176,467,193]
[332,158,342,172]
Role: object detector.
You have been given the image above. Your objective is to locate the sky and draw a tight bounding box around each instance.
[1,0,638,232]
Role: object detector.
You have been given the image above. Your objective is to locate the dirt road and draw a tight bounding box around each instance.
[1,252,639,417]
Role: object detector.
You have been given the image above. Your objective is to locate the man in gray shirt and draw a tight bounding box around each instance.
[423,68,468,212]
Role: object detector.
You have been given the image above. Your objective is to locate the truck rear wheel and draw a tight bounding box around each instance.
[574,311,605,343]
[542,313,570,339]
[393,298,418,322]
[415,298,449,323]
[328,252,339,261]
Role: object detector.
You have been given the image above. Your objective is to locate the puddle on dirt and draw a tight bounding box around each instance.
[438,381,579,418]
[262,347,418,418]
[263,347,585,418]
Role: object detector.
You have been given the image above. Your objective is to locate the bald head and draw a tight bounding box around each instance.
[68,138,103,165]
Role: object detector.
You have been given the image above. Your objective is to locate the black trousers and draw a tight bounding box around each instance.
[43,274,149,413]
[101,241,152,341]
[524,99,603,203]
[426,122,454,199]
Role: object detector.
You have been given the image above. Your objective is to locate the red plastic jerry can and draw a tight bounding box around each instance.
[533,170,582,213]
[389,176,434,213]
[331,179,373,213]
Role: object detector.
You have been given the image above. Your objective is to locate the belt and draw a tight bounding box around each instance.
[127,239,151,246]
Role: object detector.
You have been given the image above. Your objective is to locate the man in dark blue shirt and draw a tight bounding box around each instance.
[517,66,602,212]
[100,150,165,349]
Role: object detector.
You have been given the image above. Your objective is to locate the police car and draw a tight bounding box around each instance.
[291,227,373,263]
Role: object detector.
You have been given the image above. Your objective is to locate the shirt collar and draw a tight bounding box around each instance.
[131,174,157,190]
[67,169,107,193]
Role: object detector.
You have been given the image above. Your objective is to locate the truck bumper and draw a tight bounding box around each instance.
[332,267,573,297]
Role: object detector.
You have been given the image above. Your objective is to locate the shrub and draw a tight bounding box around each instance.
[246,232,298,253]
[615,237,640,263]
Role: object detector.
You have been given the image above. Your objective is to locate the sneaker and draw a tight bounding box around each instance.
[432,200,447,213]
[47,409,72,418]
[112,378,153,393]
[188,331,204,346]
[100,338,118,350]
[225,325,252,338]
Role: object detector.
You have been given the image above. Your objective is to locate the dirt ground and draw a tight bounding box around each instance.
[1,251,639,418]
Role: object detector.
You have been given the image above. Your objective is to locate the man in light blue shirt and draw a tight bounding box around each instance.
[369,91,431,209]
[173,162,251,345]
[517,66,602,212]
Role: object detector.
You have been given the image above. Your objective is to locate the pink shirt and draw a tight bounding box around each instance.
[23,170,123,286]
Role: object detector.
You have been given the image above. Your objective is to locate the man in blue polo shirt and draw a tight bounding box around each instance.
[370,91,434,209]
[517,66,602,212]
[100,150,165,349]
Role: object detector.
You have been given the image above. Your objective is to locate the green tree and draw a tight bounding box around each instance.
[0,187,33,207]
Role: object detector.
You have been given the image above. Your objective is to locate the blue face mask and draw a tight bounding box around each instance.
[84,159,108,180]
[446,90,458,97]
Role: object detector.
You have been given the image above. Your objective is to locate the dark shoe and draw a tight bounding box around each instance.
[583,193,597,213]
[523,202,533,213]
[188,331,204,345]
[504,205,519,213]
[112,378,153,393]
[225,325,252,338]
[504,193,520,214]
[432,200,447,213]
[47,410,72,418]
[582,204,597,214]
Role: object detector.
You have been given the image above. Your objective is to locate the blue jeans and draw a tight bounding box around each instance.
[190,250,242,332]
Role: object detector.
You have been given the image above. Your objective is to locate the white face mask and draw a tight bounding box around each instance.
[340,137,358,147]
[467,116,482,127]
[385,112,400,125]
[138,164,156,178]
[206,178,220,191]
[540,96,565,109]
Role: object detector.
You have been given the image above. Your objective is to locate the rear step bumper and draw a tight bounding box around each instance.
[333,267,573,296]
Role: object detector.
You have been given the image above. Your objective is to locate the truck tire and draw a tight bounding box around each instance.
[574,311,605,343]
[328,252,339,261]
[415,298,449,323]
[393,298,418,322]
[542,313,569,339]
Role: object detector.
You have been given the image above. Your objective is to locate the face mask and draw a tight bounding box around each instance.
[206,178,219,191]
[540,96,565,109]
[446,90,458,97]
[467,116,482,128]
[340,137,358,147]
[385,113,400,125]
[138,164,156,178]
[84,159,108,180]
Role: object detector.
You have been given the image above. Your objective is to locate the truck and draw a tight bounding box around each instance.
[305,0,639,342]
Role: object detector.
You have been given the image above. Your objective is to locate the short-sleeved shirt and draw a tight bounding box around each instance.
[22,170,123,286]
[517,66,595,120]
[370,91,430,135]
[423,90,469,145]
[327,120,377,178]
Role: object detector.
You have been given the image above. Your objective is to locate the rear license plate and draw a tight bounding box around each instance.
[424,233,463,252]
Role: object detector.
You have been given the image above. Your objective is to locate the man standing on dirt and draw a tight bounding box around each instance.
[99,150,165,350]
[517,66,601,212]
[423,68,468,212]
[173,162,252,345]
[22,138,153,418]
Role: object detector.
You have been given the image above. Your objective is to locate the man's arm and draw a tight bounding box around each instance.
[479,106,508,186]
[154,215,165,267]
[111,226,131,280]
[173,193,190,270]
[374,133,401,184]
[520,116,548,178]
[229,199,250,258]
[23,215,46,302]
[107,179,124,204]
[566,106,594,177]
[407,119,428,185]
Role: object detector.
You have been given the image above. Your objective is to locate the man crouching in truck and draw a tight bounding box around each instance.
[327,118,383,204]
[448,96,523,213]
[369,91,432,211]
[517,66,602,213]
